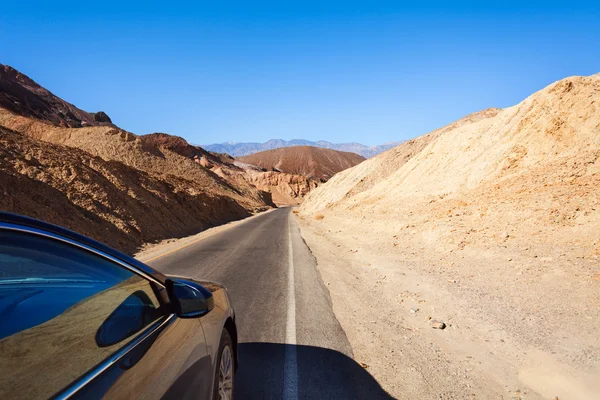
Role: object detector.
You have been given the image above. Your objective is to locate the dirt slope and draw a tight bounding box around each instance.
[0,108,274,213]
[301,107,501,214]
[303,74,600,214]
[239,145,365,181]
[0,64,112,127]
[0,126,255,253]
[299,74,600,399]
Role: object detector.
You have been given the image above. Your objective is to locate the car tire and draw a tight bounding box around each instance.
[213,329,235,400]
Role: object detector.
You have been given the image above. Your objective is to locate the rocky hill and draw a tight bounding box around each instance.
[0,107,275,212]
[241,170,318,205]
[204,138,400,158]
[238,145,365,181]
[0,64,113,128]
[0,126,253,253]
[298,74,600,399]
[139,133,319,206]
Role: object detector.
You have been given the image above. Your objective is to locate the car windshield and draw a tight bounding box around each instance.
[0,252,94,282]
[0,232,129,283]
[0,231,136,340]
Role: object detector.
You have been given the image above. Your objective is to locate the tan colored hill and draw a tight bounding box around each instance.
[238,145,365,181]
[0,63,317,242]
[301,107,501,213]
[303,75,600,215]
[0,126,255,253]
[298,74,600,399]
[0,108,273,213]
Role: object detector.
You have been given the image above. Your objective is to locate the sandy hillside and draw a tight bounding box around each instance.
[301,107,502,213]
[299,74,600,399]
[238,145,365,181]
[0,126,257,253]
[0,109,274,212]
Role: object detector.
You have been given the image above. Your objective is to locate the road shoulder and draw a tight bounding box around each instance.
[295,214,524,399]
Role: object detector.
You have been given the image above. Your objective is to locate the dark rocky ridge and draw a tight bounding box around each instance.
[0,64,113,128]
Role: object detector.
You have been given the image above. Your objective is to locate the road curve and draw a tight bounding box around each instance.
[147,207,391,399]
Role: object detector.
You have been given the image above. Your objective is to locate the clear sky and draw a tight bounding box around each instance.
[2,1,599,145]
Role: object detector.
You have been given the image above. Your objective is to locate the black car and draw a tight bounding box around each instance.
[0,212,237,400]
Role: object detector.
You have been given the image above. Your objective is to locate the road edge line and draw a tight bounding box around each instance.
[283,213,299,400]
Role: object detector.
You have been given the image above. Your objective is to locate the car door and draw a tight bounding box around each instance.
[0,227,214,400]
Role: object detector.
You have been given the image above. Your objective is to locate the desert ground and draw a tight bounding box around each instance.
[297,212,599,400]
[297,74,600,399]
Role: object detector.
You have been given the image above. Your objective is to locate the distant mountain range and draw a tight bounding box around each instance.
[203,139,402,158]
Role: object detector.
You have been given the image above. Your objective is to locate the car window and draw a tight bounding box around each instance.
[0,230,166,399]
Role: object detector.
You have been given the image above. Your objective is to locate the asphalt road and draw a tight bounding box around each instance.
[147,207,391,399]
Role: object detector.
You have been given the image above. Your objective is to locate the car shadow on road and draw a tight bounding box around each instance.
[236,342,394,399]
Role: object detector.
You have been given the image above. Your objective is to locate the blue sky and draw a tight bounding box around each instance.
[2,1,599,145]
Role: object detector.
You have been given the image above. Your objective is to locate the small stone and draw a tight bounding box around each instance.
[410,308,419,314]
[93,111,112,123]
[431,320,446,329]
[507,257,512,261]
[426,316,432,320]
[499,231,509,239]
[359,362,369,369]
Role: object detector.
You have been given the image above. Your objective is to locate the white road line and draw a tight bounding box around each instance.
[283,215,299,400]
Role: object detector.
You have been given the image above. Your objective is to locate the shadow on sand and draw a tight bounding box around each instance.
[236,342,394,399]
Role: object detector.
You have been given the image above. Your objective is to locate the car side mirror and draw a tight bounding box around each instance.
[166,278,214,318]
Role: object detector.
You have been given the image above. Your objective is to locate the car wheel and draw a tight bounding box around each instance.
[213,329,234,400]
